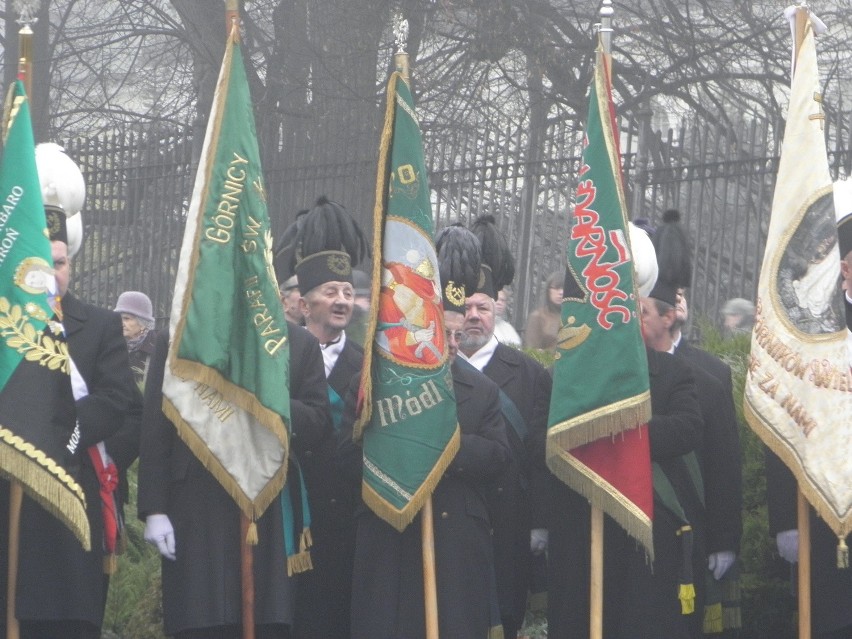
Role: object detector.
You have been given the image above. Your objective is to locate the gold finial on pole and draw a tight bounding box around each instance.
[393,15,410,82]
[12,0,42,101]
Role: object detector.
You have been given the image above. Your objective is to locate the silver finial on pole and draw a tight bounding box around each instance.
[394,15,409,55]
[12,0,41,26]
[599,0,614,54]
[393,14,410,81]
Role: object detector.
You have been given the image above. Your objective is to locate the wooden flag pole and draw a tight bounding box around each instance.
[590,505,604,639]
[221,6,253,639]
[590,6,613,639]
[6,484,22,639]
[421,496,439,639]
[240,514,256,639]
[797,488,812,639]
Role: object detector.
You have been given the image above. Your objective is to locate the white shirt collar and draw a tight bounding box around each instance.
[320,331,346,378]
[460,334,500,372]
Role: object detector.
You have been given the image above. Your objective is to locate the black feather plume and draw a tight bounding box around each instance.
[435,224,481,294]
[652,208,692,288]
[272,209,308,281]
[470,215,515,291]
[292,196,368,271]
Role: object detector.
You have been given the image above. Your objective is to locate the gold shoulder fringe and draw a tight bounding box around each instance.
[0,427,90,550]
[361,426,460,533]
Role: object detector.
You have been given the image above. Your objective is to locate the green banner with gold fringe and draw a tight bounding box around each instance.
[0,80,89,550]
[354,69,459,532]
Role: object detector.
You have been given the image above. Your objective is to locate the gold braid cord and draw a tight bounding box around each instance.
[0,297,69,373]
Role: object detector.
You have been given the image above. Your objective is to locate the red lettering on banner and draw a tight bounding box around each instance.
[571,176,630,330]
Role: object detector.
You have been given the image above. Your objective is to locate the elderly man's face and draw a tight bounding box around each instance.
[51,241,70,297]
[300,281,354,340]
[461,292,496,354]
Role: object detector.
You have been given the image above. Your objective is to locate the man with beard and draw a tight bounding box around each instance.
[458,215,552,639]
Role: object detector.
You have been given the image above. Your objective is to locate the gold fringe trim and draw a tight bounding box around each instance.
[246,520,258,546]
[162,397,288,523]
[488,624,504,639]
[838,536,849,569]
[103,553,118,575]
[169,357,289,447]
[744,398,852,541]
[361,426,461,533]
[354,71,400,442]
[547,441,653,560]
[301,527,313,551]
[548,392,651,451]
[679,583,696,615]
[703,603,723,634]
[0,427,90,550]
[286,550,313,576]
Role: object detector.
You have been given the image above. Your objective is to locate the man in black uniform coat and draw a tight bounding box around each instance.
[460,284,552,638]
[290,197,367,639]
[138,324,330,639]
[1,215,138,639]
[344,305,509,639]
[547,346,704,639]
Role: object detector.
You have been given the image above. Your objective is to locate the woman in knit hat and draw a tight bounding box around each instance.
[114,290,158,392]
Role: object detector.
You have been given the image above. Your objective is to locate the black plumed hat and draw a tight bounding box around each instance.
[470,215,515,298]
[649,209,691,306]
[291,197,368,295]
[435,224,482,313]
[272,209,309,283]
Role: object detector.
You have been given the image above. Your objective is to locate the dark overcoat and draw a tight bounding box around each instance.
[137,324,330,636]
[11,293,137,629]
[294,337,362,639]
[766,449,852,636]
[548,349,704,639]
[349,358,509,639]
[479,342,552,635]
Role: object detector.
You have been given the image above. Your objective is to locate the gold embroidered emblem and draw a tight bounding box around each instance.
[444,281,465,308]
[14,257,54,295]
[556,316,592,351]
[0,297,69,372]
[327,253,351,276]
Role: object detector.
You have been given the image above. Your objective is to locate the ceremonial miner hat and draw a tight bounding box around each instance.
[35,143,86,256]
[292,196,368,296]
[470,215,514,299]
[628,222,659,297]
[834,179,852,258]
[435,224,482,314]
[649,209,691,306]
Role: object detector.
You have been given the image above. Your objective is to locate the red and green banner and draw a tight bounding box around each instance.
[164,28,289,523]
[354,69,459,532]
[546,50,653,554]
[0,80,89,549]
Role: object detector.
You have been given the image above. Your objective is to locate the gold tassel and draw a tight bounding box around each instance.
[703,603,723,634]
[837,537,849,569]
[103,553,118,575]
[679,583,696,615]
[246,520,258,546]
[286,550,313,576]
[488,624,505,639]
[300,527,313,552]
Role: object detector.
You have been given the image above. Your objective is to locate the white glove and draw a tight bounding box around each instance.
[530,528,549,555]
[708,550,736,580]
[776,529,799,564]
[144,513,176,560]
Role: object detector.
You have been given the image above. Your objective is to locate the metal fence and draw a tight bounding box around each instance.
[64,107,852,336]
